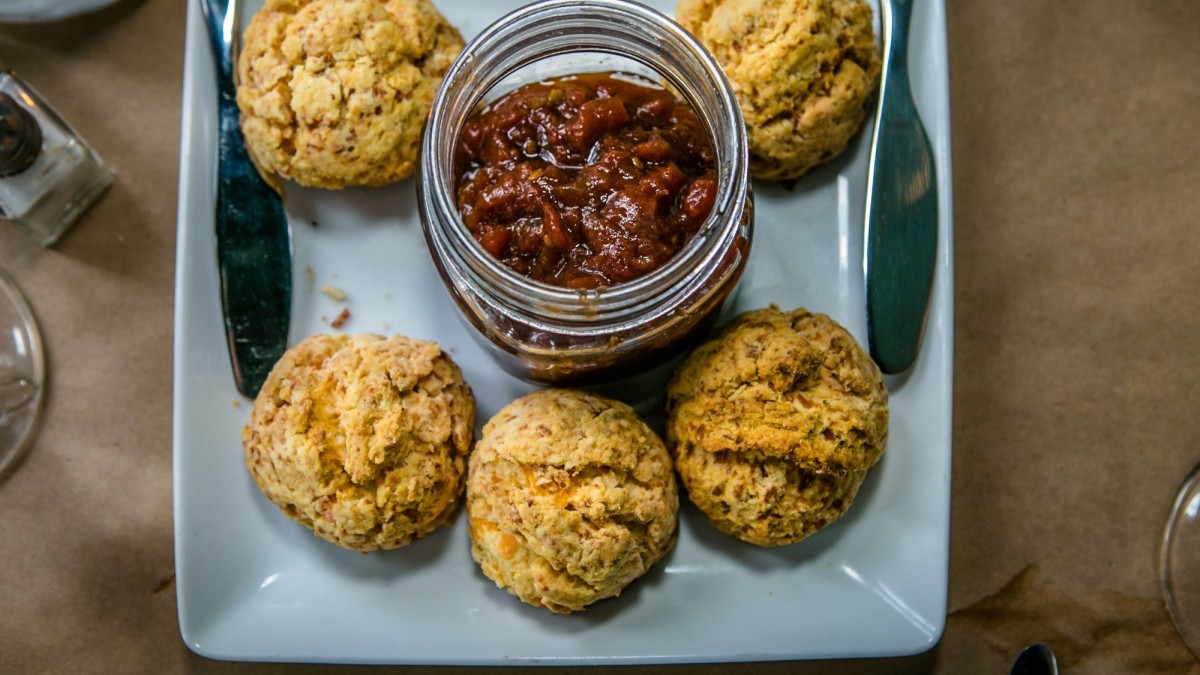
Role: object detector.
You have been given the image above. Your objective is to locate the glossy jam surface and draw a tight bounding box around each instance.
[455,72,717,289]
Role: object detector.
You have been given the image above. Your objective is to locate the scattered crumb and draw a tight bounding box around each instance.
[305,267,316,293]
[233,400,241,408]
[383,292,392,300]
[331,307,351,329]
[153,574,175,594]
[321,284,348,302]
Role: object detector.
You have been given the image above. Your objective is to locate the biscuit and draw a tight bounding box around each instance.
[236,0,464,188]
[243,333,475,552]
[676,0,881,180]
[665,306,887,546]
[467,389,678,614]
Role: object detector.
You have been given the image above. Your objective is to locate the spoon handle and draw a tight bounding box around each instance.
[863,0,938,374]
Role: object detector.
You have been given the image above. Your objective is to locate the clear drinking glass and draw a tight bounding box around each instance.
[1162,465,1200,659]
[0,265,45,482]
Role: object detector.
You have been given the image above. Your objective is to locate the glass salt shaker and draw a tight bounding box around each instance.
[0,69,114,246]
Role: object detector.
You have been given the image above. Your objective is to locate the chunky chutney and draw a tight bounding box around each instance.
[455,72,717,289]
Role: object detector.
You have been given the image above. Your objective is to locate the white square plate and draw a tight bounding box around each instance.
[173,0,953,664]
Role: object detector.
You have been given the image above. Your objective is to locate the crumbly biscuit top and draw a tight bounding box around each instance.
[479,389,671,479]
[243,333,474,552]
[236,0,463,188]
[666,306,888,475]
[676,0,880,180]
[673,440,867,546]
[467,389,677,613]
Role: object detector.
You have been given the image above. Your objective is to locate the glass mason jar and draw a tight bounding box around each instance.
[418,0,752,385]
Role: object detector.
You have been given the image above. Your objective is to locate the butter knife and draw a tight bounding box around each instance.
[201,0,291,397]
[864,0,938,375]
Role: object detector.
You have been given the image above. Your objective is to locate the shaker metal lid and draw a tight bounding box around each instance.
[0,92,43,177]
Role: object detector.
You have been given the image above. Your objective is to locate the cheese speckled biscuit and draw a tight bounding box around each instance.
[676,0,881,180]
[243,333,474,552]
[236,0,463,188]
[467,389,678,614]
[665,307,887,546]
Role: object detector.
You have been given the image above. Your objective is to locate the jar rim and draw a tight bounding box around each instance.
[420,0,750,321]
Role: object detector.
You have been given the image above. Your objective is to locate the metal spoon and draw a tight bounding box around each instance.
[1011,643,1059,675]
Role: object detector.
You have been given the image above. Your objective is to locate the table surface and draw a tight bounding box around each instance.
[2,1,1198,673]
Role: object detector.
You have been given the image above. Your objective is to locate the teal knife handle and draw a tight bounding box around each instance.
[204,0,292,398]
[864,0,938,374]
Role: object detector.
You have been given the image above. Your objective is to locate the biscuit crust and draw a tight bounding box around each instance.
[243,333,475,552]
[665,307,888,546]
[676,0,881,180]
[467,389,678,614]
[236,0,463,188]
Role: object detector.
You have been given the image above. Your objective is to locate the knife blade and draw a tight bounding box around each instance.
[863,0,938,375]
[201,0,291,398]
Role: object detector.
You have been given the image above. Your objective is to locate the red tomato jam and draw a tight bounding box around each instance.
[455,72,717,289]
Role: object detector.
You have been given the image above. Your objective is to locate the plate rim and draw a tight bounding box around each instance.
[172,0,954,664]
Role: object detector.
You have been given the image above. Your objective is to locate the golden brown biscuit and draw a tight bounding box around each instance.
[467,389,678,614]
[676,0,881,180]
[236,0,463,188]
[665,306,888,546]
[243,333,475,552]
